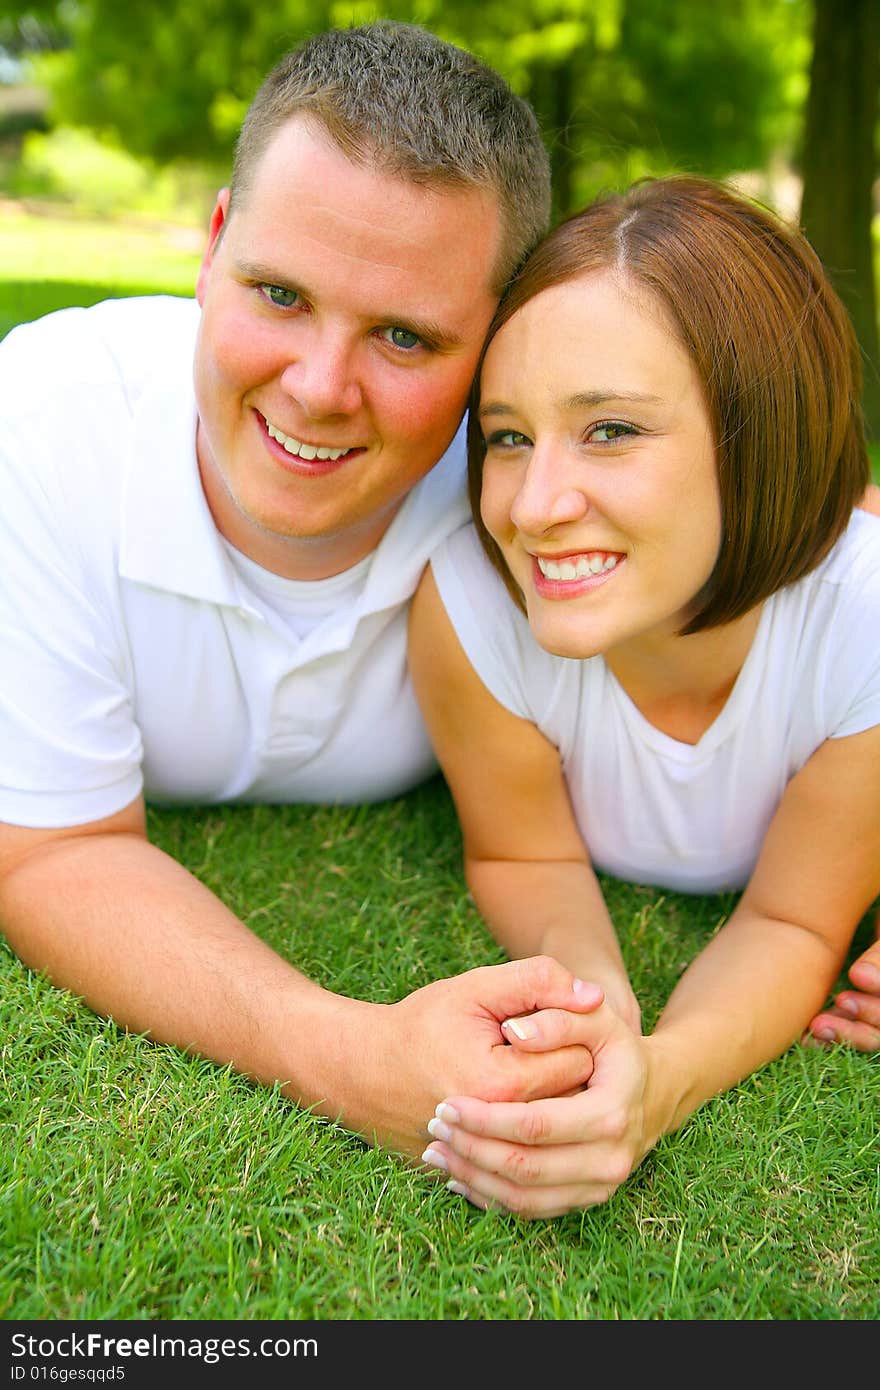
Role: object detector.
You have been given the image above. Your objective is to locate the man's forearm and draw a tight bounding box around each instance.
[0,832,606,1160]
[0,831,368,1119]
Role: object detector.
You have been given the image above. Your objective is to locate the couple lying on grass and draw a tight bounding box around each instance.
[1,23,876,1223]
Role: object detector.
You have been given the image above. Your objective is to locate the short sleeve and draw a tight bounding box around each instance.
[0,327,144,827]
[821,512,880,740]
[429,522,559,723]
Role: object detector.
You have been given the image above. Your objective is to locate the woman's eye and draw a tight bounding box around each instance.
[590,420,637,443]
[379,326,421,350]
[485,429,531,449]
[259,284,300,309]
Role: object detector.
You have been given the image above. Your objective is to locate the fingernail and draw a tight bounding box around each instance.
[427,1116,452,1142]
[813,1026,836,1042]
[447,1180,469,1197]
[435,1102,460,1125]
[421,1147,448,1172]
[573,978,603,1004]
[852,962,880,989]
[837,998,858,1017]
[502,1016,537,1040]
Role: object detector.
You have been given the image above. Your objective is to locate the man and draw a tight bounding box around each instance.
[0,21,602,1163]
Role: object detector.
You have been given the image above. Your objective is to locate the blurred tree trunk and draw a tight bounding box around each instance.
[800,0,880,439]
[529,58,578,220]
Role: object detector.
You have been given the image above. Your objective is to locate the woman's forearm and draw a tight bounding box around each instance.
[643,905,844,1141]
[466,857,636,1018]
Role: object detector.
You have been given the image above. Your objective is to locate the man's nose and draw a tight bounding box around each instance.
[279,330,363,418]
[508,445,591,535]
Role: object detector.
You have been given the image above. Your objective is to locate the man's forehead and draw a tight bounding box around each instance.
[225,131,502,336]
[241,116,504,283]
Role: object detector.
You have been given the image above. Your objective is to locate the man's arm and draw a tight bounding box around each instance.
[0,801,603,1157]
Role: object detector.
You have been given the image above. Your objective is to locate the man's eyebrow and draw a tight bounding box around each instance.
[479,389,663,419]
[234,258,463,349]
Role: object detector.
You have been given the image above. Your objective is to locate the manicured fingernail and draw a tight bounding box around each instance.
[447,1180,469,1197]
[503,1016,537,1040]
[421,1147,448,1172]
[435,1102,460,1124]
[813,1026,836,1042]
[427,1116,452,1142]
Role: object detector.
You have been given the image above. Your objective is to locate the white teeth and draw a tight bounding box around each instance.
[537,553,621,581]
[264,416,350,461]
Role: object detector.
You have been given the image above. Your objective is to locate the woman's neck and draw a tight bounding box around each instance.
[603,605,764,745]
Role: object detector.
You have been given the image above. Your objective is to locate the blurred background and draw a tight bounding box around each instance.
[0,0,877,436]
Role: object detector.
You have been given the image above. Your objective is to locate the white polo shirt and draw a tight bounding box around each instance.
[0,296,469,828]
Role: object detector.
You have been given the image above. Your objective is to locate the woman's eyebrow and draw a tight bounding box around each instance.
[479,389,663,420]
[566,390,664,409]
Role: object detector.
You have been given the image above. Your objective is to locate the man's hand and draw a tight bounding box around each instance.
[419,999,651,1218]
[346,958,604,1160]
[805,920,880,1052]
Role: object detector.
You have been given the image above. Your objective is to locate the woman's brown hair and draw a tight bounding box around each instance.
[467,174,869,634]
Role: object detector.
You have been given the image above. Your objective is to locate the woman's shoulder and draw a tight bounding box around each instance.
[814,509,880,597]
[428,522,583,725]
[430,523,525,631]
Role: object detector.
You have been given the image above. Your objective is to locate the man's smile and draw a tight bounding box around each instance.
[260,411,361,461]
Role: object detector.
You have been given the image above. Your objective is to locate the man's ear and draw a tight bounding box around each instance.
[196,188,231,304]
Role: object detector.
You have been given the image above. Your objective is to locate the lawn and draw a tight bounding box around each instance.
[0,211,878,1322]
[0,202,201,339]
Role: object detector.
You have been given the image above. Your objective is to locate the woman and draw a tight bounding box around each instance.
[408,175,880,1218]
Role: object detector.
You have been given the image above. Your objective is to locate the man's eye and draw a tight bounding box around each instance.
[380,326,421,350]
[259,284,300,309]
[590,421,637,443]
[485,429,531,449]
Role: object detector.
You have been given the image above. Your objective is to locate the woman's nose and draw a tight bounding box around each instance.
[509,447,591,535]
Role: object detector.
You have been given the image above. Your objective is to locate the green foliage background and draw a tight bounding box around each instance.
[3,0,812,213]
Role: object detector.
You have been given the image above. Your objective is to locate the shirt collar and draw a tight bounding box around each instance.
[119,372,242,606]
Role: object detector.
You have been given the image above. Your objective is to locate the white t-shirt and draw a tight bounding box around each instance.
[431,514,880,893]
[0,296,469,828]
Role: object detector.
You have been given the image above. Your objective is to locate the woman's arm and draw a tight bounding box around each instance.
[408,565,639,1028]
[423,723,880,1216]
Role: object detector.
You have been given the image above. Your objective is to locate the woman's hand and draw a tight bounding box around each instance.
[420,1001,655,1218]
[345,957,605,1160]
[805,921,880,1052]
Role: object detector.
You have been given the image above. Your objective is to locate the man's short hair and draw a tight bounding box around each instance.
[230,20,551,292]
[467,174,870,634]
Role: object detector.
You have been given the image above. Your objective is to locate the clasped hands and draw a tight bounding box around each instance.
[376,955,652,1221]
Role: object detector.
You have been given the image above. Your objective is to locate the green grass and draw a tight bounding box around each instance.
[0,216,878,1322]
[2,789,878,1321]
[0,204,201,338]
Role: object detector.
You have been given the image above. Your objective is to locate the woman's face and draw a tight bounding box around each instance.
[478,268,722,660]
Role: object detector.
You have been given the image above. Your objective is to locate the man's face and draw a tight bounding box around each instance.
[193,117,503,578]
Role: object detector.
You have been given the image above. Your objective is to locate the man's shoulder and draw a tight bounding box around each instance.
[1,295,199,409]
